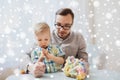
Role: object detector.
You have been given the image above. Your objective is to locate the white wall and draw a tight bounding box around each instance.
[90,0,120,71]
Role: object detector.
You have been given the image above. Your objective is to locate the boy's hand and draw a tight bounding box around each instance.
[42,48,53,60]
[38,52,45,62]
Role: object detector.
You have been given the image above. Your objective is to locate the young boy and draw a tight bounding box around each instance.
[31,22,65,73]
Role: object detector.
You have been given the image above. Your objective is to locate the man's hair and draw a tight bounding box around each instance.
[56,8,74,20]
[34,22,50,34]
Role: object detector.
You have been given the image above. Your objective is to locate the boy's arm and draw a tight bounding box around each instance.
[47,54,64,64]
[42,48,64,64]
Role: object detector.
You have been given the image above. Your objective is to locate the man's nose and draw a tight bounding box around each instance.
[59,26,65,31]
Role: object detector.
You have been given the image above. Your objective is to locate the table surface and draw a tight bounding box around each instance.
[6,69,120,80]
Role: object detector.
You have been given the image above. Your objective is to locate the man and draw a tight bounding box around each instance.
[26,8,88,77]
[51,8,87,60]
[51,8,89,74]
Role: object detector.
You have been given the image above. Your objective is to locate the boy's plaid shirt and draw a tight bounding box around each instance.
[31,45,65,73]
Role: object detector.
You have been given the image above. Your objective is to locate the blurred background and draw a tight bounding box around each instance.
[0,0,120,80]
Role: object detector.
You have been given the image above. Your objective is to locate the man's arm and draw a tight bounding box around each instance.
[76,32,87,59]
[76,32,89,74]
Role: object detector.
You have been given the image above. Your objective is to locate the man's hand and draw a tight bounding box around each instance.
[80,58,89,75]
[30,62,45,78]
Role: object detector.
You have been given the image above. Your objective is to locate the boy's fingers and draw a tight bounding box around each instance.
[38,56,45,62]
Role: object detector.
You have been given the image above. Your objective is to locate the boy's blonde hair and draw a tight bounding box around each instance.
[34,22,50,34]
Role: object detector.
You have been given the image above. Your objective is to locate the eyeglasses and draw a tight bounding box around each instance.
[54,23,72,30]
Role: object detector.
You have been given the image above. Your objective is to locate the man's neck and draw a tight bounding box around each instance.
[60,33,70,40]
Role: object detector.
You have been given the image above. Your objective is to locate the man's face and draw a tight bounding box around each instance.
[55,14,73,39]
[35,31,50,49]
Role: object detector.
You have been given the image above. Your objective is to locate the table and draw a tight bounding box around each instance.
[6,72,76,80]
[6,69,120,80]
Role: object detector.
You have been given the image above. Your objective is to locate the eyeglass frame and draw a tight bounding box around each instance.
[54,23,72,30]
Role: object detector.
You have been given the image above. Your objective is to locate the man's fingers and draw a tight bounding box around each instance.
[34,71,44,77]
[34,67,45,74]
[38,62,45,65]
[34,68,45,73]
[33,62,45,77]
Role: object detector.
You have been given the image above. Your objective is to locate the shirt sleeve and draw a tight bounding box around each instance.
[56,45,65,57]
[31,50,37,63]
[78,52,88,62]
[26,43,38,58]
[76,32,87,59]
[50,45,65,58]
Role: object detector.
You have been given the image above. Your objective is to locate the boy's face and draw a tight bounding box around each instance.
[35,31,50,49]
